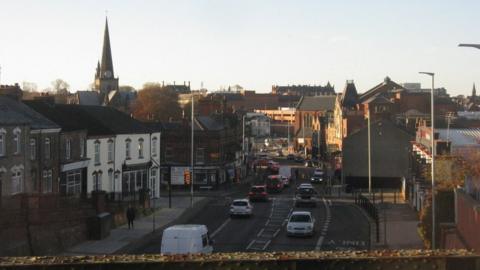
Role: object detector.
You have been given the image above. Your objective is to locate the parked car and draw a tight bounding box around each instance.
[266,175,284,192]
[230,199,253,217]
[287,154,295,160]
[294,156,305,163]
[161,224,213,255]
[248,185,269,202]
[310,169,325,184]
[304,160,314,167]
[295,185,318,207]
[286,211,315,237]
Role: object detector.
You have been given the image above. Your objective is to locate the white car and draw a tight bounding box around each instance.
[230,199,253,217]
[281,175,290,187]
[286,211,315,237]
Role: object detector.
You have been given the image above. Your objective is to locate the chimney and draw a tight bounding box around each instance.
[162,81,165,87]
[0,84,23,101]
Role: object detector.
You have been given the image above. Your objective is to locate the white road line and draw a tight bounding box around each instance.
[262,239,272,250]
[257,228,265,237]
[211,218,231,238]
[246,240,256,250]
[273,228,281,237]
[315,236,325,251]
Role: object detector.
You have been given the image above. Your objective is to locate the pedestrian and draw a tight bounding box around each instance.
[126,204,135,229]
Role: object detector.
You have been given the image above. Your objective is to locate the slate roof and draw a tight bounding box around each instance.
[436,128,480,147]
[25,101,149,136]
[0,96,59,130]
[76,91,101,106]
[340,81,358,108]
[362,94,394,105]
[296,95,336,111]
[195,116,225,131]
[358,77,404,103]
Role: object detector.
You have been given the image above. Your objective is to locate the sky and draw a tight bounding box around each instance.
[1,0,480,96]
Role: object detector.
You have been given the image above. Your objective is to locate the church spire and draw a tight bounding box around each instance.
[473,83,477,98]
[100,17,114,78]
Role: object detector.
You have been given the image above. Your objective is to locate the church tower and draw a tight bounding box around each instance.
[94,18,119,97]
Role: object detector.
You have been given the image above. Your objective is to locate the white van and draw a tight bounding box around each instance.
[160,224,213,255]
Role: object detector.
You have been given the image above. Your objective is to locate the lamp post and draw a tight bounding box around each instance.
[242,115,246,165]
[419,71,435,250]
[367,109,372,196]
[190,95,194,208]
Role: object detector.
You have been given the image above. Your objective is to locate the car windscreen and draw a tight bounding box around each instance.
[233,201,248,206]
[290,214,311,222]
[297,188,315,194]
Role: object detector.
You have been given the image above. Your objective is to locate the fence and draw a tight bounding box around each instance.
[354,191,380,243]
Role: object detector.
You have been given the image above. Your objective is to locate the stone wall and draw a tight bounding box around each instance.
[0,194,95,256]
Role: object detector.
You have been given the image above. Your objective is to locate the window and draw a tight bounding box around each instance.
[93,171,102,191]
[80,138,85,158]
[152,137,157,157]
[150,168,157,197]
[13,129,21,154]
[11,170,23,194]
[65,139,71,160]
[0,129,5,157]
[165,147,174,162]
[108,169,114,192]
[42,170,53,193]
[45,138,51,159]
[196,148,205,164]
[138,138,144,159]
[125,139,131,159]
[30,139,36,160]
[94,141,100,165]
[64,170,81,195]
[107,140,114,162]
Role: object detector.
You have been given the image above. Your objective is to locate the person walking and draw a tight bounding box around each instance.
[126,205,135,229]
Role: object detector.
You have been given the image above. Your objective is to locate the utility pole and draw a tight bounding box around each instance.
[190,95,194,208]
[368,109,372,195]
[302,114,306,157]
[419,71,436,249]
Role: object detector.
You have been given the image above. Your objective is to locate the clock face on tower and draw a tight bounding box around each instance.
[104,70,112,78]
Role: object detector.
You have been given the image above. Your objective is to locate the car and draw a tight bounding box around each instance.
[268,161,280,173]
[287,154,295,160]
[286,211,315,237]
[295,185,317,207]
[248,185,269,202]
[294,156,305,163]
[310,169,325,184]
[304,160,314,167]
[230,199,253,217]
[298,183,314,189]
[161,224,213,254]
[266,175,284,192]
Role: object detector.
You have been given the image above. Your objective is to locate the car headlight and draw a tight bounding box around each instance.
[306,226,312,230]
[287,226,293,230]
[310,177,315,181]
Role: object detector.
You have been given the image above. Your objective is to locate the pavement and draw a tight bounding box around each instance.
[354,192,424,250]
[62,196,208,255]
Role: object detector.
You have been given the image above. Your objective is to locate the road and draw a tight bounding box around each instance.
[136,160,369,253]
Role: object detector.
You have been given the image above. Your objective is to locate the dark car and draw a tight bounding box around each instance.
[310,169,325,184]
[294,156,305,163]
[287,154,295,160]
[248,185,269,202]
[294,185,317,207]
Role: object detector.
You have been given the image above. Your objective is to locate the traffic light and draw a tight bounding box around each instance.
[184,170,191,185]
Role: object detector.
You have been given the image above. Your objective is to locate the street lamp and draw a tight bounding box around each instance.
[190,95,194,208]
[458,43,480,50]
[419,71,436,250]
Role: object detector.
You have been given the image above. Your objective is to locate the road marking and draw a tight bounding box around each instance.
[211,218,231,238]
[257,228,265,237]
[262,239,272,250]
[246,240,256,250]
[273,228,280,237]
[315,197,331,251]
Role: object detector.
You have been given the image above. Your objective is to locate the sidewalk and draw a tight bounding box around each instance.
[345,192,424,250]
[63,196,208,255]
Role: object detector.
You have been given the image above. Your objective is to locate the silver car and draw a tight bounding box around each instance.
[230,199,253,217]
[287,211,315,237]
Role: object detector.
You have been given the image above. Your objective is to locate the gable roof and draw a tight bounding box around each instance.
[296,95,336,111]
[0,97,59,130]
[358,77,404,103]
[340,81,358,108]
[362,94,394,105]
